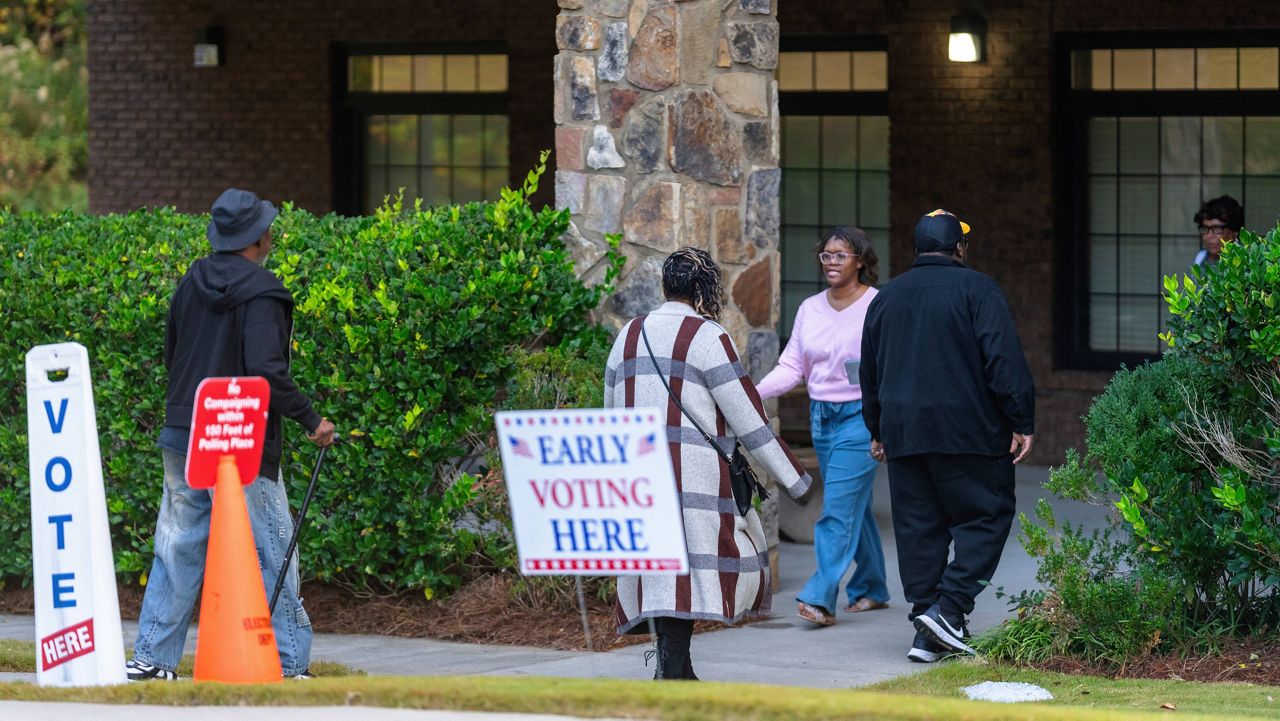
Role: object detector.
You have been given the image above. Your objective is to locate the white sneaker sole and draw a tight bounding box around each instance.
[126,669,178,681]
[914,615,976,655]
[906,647,943,663]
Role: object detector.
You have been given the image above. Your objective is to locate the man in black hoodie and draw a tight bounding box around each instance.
[127,188,335,681]
[860,209,1034,664]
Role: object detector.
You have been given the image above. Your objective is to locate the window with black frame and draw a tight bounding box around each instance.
[776,41,889,339]
[338,49,509,214]
[1059,38,1280,367]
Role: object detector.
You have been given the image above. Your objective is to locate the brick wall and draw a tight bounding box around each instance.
[88,0,1280,465]
[87,0,557,214]
[780,0,1280,465]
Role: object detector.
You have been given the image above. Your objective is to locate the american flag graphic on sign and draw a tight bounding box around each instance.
[509,436,534,458]
[636,432,657,456]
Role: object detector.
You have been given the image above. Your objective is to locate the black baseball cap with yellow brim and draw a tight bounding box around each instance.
[913,209,971,253]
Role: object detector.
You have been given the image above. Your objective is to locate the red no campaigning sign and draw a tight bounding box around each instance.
[185,377,270,489]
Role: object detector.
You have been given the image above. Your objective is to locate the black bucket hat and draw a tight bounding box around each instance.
[207,188,278,252]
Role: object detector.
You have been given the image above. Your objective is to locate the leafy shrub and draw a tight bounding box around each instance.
[980,500,1182,667]
[1001,224,1280,665]
[0,0,87,211]
[1049,355,1232,600]
[0,1,84,47]
[462,339,619,610]
[1162,224,1280,614]
[0,208,202,581]
[501,342,611,414]
[1162,225,1280,370]
[0,158,623,599]
[1040,352,1277,639]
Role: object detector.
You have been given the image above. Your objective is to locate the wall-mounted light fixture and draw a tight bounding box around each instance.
[948,12,986,63]
[194,26,225,68]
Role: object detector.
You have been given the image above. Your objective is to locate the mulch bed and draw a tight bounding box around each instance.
[300,574,649,651]
[0,574,690,653]
[1031,638,1280,685]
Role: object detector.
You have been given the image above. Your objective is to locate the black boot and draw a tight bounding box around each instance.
[653,637,688,680]
[651,617,694,681]
[648,643,684,679]
[682,654,699,681]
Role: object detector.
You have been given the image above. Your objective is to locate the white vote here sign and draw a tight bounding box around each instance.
[26,343,126,686]
[495,408,687,576]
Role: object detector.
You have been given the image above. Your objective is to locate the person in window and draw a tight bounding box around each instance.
[605,247,812,680]
[755,226,890,628]
[1192,195,1243,268]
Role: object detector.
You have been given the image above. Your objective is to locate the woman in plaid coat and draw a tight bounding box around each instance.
[605,248,813,680]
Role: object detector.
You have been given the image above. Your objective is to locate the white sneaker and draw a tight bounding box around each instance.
[126,659,178,681]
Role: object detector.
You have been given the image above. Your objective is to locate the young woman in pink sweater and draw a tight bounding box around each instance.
[756,226,889,627]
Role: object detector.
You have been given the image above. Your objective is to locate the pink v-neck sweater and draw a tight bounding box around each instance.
[756,287,878,402]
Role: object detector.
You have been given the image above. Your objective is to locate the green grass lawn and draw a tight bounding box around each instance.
[868,659,1280,719]
[0,640,30,673]
[0,639,356,678]
[0,669,1268,720]
[3,639,1277,720]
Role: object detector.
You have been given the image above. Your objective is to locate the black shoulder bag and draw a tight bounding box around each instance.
[640,320,769,517]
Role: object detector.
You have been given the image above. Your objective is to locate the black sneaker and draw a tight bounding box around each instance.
[906,630,950,663]
[913,604,976,655]
[292,670,315,680]
[126,659,178,681]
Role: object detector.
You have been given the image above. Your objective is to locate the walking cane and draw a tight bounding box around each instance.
[269,444,327,616]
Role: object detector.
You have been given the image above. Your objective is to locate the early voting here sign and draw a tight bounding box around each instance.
[26,343,126,686]
[495,408,687,576]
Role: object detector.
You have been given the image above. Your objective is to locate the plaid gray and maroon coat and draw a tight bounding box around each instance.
[605,302,812,634]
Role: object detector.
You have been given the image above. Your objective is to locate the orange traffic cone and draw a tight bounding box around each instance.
[193,455,283,683]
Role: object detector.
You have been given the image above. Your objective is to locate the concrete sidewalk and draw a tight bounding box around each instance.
[1,464,1105,689]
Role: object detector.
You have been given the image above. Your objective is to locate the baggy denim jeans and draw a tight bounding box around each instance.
[797,400,890,615]
[132,449,312,676]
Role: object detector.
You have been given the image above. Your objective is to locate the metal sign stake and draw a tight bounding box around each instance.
[575,576,594,652]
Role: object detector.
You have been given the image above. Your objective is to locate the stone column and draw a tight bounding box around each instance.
[553,0,784,587]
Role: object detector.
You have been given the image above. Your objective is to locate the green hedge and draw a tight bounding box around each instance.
[0,159,622,597]
[1162,224,1280,603]
[0,0,88,212]
[1049,355,1227,592]
[476,343,617,608]
[1003,224,1280,667]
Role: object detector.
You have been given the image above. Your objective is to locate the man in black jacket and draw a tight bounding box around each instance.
[859,209,1034,664]
[127,188,335,681]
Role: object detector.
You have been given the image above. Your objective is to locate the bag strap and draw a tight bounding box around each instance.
[639,318,733,465]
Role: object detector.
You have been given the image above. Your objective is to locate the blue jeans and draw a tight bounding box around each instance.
[797,400,890,614]
[132,449,312,676]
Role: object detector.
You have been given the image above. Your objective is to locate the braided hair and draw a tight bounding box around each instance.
[661,247,724,321]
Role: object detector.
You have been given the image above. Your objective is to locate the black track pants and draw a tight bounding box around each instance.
[887,453,1016,619]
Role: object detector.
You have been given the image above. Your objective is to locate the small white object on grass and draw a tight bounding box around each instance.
[962,681,1054,703]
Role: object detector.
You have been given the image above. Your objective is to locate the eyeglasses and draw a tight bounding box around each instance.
[818,252,857,264]
[1198,224,1231,236]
